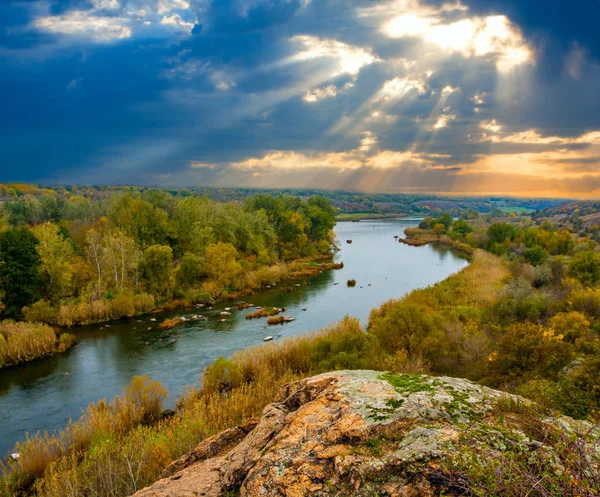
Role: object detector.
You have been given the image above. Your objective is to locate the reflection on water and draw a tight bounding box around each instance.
[0,219,468,455]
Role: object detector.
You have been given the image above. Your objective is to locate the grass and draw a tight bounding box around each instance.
[245,307,281,319]
[0,321,75,369]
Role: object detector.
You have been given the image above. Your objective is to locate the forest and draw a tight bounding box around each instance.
[0,187,337,367]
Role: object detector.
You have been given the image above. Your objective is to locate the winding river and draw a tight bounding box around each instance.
[0,219,468,456]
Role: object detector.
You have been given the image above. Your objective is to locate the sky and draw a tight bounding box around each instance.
[0,0,599,197]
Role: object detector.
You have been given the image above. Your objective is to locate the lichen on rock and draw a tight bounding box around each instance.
[132,370,600,497]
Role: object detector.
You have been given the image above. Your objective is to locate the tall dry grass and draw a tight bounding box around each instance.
[0,321,71,368]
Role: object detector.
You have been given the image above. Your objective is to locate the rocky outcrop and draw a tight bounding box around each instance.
[132,370,599,497]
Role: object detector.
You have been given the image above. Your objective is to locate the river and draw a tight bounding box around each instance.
[0,219,468,456]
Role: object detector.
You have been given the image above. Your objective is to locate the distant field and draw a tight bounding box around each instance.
[495,206,533,214]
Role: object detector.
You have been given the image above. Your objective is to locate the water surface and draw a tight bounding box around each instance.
[0,219,468,455]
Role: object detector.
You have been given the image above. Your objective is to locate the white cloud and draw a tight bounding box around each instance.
[160,13,194,33]
[157,0,191,15]
[303,85,338,102]
[375,77,428,102]
[33,0,196,42]
[290,35,378,76]
[372,1,533,72]
[91,0,120,9]
[34,11,132,42]
[433,114,455,129]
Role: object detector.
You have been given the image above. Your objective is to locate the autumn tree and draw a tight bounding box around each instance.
[109,194,169,250]
[568,250,600,285]
[205,242,241,288]
[33,223,79,303]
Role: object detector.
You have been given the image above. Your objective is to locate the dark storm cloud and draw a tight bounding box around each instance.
[0,0,598,196]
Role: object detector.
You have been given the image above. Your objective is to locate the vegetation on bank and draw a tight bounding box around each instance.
[0,321,75,368]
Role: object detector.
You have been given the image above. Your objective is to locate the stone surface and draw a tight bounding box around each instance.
[132,370,599,497]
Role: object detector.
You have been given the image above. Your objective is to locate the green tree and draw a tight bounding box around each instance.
[523,245,549,267]
[451,219,472,237]
[0,227,43,318]
[139,245,173,298]
[110,195,169,249]
[568,250,600,285]
[435,213,453,229]
[176,252,206,289]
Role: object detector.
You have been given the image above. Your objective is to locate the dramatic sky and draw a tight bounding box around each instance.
[1,0,599,197]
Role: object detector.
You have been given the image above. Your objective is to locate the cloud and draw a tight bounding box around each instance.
[358,1,532,72]
[303,85,337,102]
[160,13,194,34]
[1,0,599,197]
[32,0,197,42]
[289,35,379,77]
[66,77,83,89]
[33,11,132,42]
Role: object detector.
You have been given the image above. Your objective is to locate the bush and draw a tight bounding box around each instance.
[22,299,59,325]
[111,289,136,318]
[347,279,356,287]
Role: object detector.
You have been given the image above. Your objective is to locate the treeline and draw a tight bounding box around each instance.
[0,183,567,222]
[0,191,336,328]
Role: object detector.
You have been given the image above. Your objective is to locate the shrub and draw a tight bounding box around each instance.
[22,299,59,325]
[347,279,356,287]
[202,358,244,395]
[111,289,136,318]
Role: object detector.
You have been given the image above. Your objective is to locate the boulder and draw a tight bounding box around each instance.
[132,370,599,497]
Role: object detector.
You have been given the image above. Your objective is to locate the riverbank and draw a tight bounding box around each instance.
[1,255,341,370]
[400,227,475,259]
[336,212,403,222]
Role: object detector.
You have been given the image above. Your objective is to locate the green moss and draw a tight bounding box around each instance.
[378,372,437,395]
[367,398,405,421]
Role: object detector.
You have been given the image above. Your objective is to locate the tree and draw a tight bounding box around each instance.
[33,223,79,303]
[568,251,600,285]
[489,323,574,384]
[85,228,141,294]
[523,245,549,267]
[110,194,169,249]
[487,223,517,244]
[306,196,336,242]
[0,227,43,318]
[451,219,472,237]
[139,245,173,298]
[368,303,447,363]
[433,223,446,238]
[435,213,453,229]
[205,242,241,288]
[176,252,206,289]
